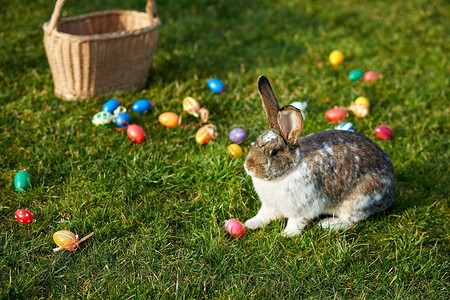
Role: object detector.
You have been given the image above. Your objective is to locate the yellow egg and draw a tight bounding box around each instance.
[53,230,78,251]
[329,50,344,66]
[354,96,370,108]
[196,125,218,144]
[183,97,200,117]
[158,112,180,128]
[228,144,243,159]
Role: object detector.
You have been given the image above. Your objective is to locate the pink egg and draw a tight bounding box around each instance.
[224,219,246,237]
[363,71,379,83]
[127,124,145,143]
[325,108,346,123]
[375,125,393,140]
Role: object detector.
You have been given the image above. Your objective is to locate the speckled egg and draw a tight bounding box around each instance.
[15,209,34,224]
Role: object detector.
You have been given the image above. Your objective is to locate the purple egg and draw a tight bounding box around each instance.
[229,128,247,143]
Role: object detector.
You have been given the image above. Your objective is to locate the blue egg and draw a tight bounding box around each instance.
[115,113,131,127]
[335,122,355,131]
[132,99,152,113]
[207,78,225,94]
[103,99,120,114]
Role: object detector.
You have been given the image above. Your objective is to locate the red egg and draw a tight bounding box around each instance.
[325,108,346,123]
[127,124,145,143]
[363,71,379,83]
[375,125,393,140]
[15,209,34,224]
[224,219,246,237]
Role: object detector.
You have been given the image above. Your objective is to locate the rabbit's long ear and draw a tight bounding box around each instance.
[258,76,280,130]
[278,106,304,147]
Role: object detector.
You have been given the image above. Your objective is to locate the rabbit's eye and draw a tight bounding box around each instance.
[270,149,279,157]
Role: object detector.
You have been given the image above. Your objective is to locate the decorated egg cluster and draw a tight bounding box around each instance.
[324,50,391,140]
[92,98,152,143]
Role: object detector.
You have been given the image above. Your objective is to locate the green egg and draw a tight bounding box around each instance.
[348,69,364,82]
[14,171,32,192]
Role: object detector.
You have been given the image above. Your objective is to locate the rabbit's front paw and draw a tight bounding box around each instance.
[281,217,309,237]
[244,217,268,229]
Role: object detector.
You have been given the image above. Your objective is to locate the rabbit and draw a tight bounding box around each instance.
[244,76,395,236]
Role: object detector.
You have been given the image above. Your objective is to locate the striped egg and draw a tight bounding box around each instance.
[183,97,201,117]
[196,125,218,144]
[92,111,114,126]
[375,125,393,140]
[53,230,78,251]
[228,144,243,159]
[335,122,354,131]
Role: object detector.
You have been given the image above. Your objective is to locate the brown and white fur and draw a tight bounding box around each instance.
[244,76,395,236]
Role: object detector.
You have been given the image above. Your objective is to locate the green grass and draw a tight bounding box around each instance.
[1,0,449,298]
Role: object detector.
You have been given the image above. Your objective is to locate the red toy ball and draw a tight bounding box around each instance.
[325,108,346,123]
[127,124,145,143]
[375,125,393,140]
[15,209,34,224]
[224,219,246,237]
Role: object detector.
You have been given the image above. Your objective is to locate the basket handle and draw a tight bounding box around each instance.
[47,0,159,33]
[47,0,65,33]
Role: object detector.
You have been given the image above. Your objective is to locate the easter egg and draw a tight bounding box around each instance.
[354,96,370,108]
[325,108,346,123]
[127,124,145,143]
[115,112,131,127]
[363,71,379,83]
[103,99,120,114]
[228,144,243,159]
[207,78,225,94]
[335,122,354,131]
[348,69,364,81]
[14,209,34,224]
[183,97,201,117]
[92,111,114,126]
[352,104,369,118]
[132,99,152,113]
[229,128,247,143]
[196,125,218,144]
[158,112,179,128]
[224,219,246,237]
[14,170,32,192]
[53,230,78,251]
[329,50,344,66]
[375,125,393,140]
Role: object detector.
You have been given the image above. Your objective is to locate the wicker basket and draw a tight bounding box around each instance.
[43,0,161,100]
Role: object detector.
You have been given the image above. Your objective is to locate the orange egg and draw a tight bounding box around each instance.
[196,125,218,144]
[53,230,78,251]
[158,112,180,128]
[352,104,369,118]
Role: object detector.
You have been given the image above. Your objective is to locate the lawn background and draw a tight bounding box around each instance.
[0,0,448,298]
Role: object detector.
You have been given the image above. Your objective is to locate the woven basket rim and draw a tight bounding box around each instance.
[42,9,161,41]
